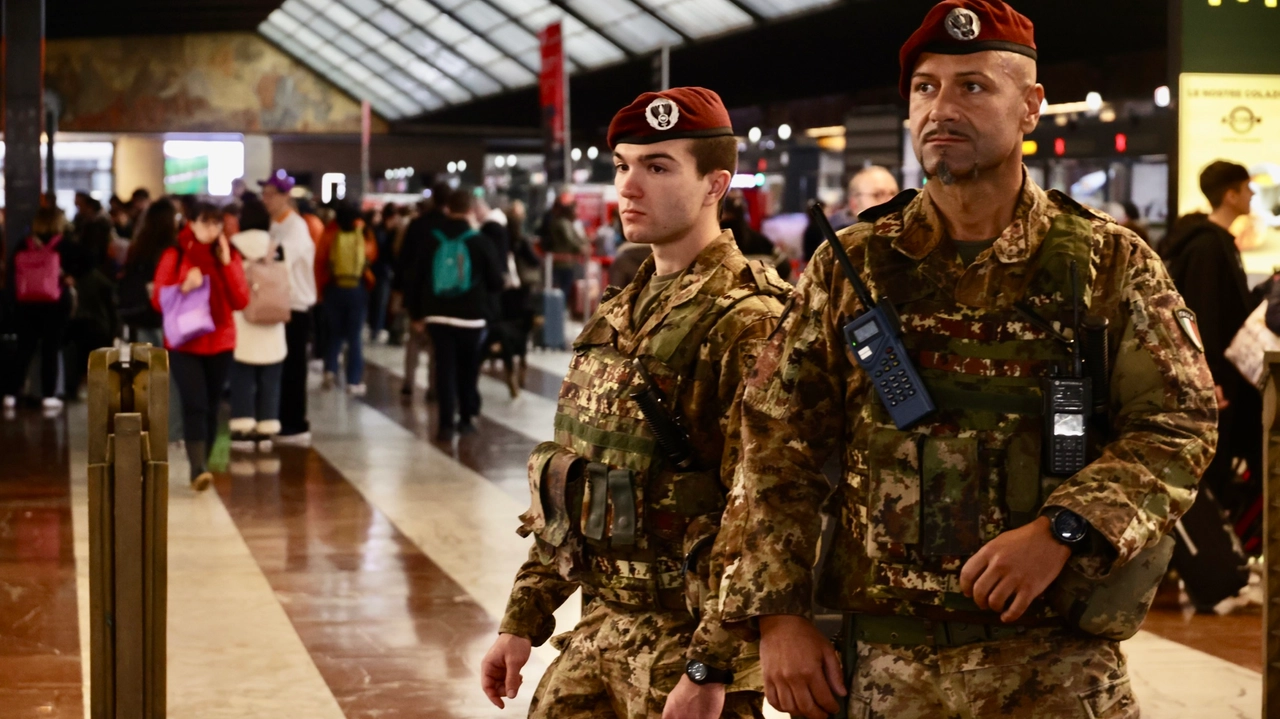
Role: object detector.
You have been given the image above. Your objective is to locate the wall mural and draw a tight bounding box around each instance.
[45,32,389,134]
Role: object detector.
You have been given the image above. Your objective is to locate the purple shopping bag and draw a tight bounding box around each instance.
[159,278,215,348]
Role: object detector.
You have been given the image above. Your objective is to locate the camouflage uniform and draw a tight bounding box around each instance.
[718,176,1217,718]
[502,231,788,718]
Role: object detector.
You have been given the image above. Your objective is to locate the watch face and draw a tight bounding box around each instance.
[1053,510,1088,543]
[688,662,708,683]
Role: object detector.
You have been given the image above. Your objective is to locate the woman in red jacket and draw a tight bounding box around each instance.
[151,202,249,490]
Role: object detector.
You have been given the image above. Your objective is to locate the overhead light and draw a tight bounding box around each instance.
[495,155,506,168]
[1040,98,1048,114]
[1099,108,1117,123]
[447,161,458,174]
[571,148,583,162]
[1115,133,1128,153]
[1055,114,1070,127]
[778,124,792,141]
[587,146,599,160]
[753,173,765,187]
[748,127,762,143]
[1054,138,1066,156]
[507,154,518,166]
[384,169,394,180]
[804,125,844,138]
[1085,92,1103,113]
[1154,85,1171,108]
[322,173,346,204]
[458,160,467,172]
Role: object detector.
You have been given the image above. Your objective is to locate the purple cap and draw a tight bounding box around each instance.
[259,170,296,194]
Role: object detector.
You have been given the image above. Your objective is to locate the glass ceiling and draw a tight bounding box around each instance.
[259,0,840,120]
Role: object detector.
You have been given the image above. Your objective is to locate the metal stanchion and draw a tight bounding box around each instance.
[1262,351,1280,719]
[88,343,169,719]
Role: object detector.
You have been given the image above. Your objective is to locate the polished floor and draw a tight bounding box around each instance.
[0,340,1266,718]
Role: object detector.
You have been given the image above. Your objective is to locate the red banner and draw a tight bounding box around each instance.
[539,22,566,183]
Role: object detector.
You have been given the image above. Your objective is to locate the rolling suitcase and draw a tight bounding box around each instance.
[537,289,567,350]
[1170,486,1250,612]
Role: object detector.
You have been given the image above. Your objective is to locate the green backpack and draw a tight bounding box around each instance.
[331,228,366,289]
[432,228,479,297]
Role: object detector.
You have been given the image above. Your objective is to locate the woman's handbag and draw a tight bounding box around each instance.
[159,278,215,348]
[1225,300,1280,390]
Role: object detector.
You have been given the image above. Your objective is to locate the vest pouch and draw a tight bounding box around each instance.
[580,462,638,549]
[920,436,983,556]
[867,429,922,556]
[648,470,725,543]
[519,442,585,566]
[681,514,720,620]
[1047,535,1175,640]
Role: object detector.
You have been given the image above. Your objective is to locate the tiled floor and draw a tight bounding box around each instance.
[0,338,1267,718]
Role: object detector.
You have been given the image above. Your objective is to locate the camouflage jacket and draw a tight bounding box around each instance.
[500,231,789,670]
[717,177,1217,624]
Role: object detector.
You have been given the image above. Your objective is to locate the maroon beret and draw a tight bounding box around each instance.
[899,0,1036,98]
[607,87,734,149]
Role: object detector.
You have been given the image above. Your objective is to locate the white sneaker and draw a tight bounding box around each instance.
[42,397,64,411]
[273,431,312,447]
[346,383,367,397]
[2,396,14,409]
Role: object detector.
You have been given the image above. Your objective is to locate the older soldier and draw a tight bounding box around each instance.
[718,2,1217,718]
[480,87,789,718]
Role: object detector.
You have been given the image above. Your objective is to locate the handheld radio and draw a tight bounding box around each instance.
[807,202,935,429]
[1017,260,1093,476]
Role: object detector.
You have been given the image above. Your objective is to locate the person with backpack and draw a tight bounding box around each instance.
[152,202,249,491]
[5,207,75,411]
[228,196,290,452]
[315,201,377,395]
[119,198,184,442]
[407,187,503,440]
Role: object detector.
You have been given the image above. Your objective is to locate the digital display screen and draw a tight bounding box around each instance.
[853,322,880,343]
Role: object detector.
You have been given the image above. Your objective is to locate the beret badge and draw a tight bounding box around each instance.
[945,7,981,41]
[646,98,680,131]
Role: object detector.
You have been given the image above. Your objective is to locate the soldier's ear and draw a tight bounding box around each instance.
[705,169,732,208]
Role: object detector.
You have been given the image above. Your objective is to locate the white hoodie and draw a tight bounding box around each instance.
[230,229,288,365]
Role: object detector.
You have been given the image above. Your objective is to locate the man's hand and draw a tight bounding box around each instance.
[959,516,1071,623]
[662,675,725,719]
[216,233,232,265]
[1215,384,1230,410]
[759,614,846,719]
[480,633,532,709]
[181,267,204,294]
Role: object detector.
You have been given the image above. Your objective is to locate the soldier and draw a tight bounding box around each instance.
[480,87,789,718]
[717,2,1218,718]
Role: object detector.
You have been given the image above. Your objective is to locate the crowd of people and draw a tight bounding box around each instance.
[0,176,547,488]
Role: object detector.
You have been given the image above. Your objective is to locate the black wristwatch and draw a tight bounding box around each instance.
[685,659,734,685]
[1042,506,1090,550]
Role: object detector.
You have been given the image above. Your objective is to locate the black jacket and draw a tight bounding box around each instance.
[406,217,504,323]
[1160,213,1255,389]
[393,209,444,294]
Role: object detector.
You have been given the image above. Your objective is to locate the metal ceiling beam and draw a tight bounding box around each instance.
[278,4,449,110]
[622,0,695,45]
[259,27,403,117]
[541,0,642,59]
[717,0,766,24]
[370,0,515,91]
[415,0,540,74]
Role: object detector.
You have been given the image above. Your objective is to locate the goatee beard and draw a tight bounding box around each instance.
[932,160,978,187]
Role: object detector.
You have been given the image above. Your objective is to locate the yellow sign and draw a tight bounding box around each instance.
[1179,73,1280,273]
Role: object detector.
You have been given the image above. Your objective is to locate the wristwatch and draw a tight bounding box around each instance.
[685,659,734,686]
[1042,506,1090,549]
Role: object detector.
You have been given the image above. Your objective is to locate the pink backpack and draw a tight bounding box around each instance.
[15,235,64,303]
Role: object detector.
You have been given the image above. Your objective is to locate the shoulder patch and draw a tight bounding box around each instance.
[857,189,918,223]
[746,259,794,297]
[1175,307,1205,353]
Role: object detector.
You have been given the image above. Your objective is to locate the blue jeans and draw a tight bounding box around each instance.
[229,361,283,423]
[324,286,367,385]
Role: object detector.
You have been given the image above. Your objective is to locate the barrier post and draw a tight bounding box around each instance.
[88,343,169,719]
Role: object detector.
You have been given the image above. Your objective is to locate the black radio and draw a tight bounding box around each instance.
[808,202,935,429]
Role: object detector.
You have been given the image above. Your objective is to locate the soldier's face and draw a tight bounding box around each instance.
[613,139,729,246]
[908,51,1043,185]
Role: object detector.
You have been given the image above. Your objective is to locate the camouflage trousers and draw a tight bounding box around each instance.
[528,601,764,719]
[844,630,1137,719]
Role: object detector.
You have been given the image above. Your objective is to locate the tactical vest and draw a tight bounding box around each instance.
[520,255,789,614]
[842,211,1097,616]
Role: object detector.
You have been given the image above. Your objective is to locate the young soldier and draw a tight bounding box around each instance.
[718,2,1217,717]
[480,88,789,718]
